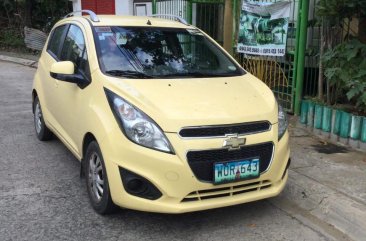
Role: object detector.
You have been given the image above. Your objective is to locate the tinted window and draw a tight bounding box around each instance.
[95,27,244,78]
[60,25,90,79]
[47,25,67,57]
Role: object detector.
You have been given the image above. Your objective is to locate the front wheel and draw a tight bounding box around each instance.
[33,96,52,141]
[85,141,116,214]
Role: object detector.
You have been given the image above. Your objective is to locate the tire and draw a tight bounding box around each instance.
[33,96,53,141]
[85,141,116,214]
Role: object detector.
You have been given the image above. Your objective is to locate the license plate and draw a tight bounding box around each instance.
[213,158,260,184]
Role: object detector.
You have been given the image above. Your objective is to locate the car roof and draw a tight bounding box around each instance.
[61,15,194,29]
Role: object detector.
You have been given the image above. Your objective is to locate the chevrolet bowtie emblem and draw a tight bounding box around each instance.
[223,135,246,150]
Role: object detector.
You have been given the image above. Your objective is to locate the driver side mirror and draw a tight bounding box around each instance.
[50,61,89,87]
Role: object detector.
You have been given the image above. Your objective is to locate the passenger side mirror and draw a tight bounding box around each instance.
[50,61,89,87]
[51,61,75,75]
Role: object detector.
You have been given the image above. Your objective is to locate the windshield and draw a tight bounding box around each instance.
[94,26,245,78]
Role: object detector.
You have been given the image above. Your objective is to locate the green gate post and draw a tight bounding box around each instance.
[292,0,302,110]
[152,0,157,14]
[294,0,310,115]
[184,0,192,25]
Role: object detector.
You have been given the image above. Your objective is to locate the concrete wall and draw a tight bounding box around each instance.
[71,0,82,13]
[115,0,134,15]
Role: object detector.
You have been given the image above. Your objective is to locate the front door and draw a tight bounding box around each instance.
[47,24,91,156]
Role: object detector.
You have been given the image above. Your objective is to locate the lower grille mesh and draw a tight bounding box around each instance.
[186,142,274,182]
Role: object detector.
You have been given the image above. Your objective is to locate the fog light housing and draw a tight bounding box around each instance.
[119,167,162,200]
[126,178,146,193]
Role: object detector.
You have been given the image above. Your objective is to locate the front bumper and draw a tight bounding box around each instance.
[100,124,290,213]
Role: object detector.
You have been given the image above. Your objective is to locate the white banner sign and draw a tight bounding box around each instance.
[237,1,291,56]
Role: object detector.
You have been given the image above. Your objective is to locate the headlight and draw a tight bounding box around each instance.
[278,103,288,140]
[105,89,174,154]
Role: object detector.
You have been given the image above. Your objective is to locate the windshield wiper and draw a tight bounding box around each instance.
[160,72,237,78]
[105,70,154,79]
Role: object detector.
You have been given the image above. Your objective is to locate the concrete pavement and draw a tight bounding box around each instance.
[0,54,38,68]
[271,123,366,241]
[0,59,365,241]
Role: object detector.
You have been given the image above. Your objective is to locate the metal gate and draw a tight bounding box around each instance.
[152,0,225,44]
[234,0,301,112]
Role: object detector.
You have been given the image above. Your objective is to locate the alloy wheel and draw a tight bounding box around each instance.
[34,102,42,134]
[88,152,104,202]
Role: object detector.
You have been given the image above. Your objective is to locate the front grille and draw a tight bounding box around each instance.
[186,142,274,182]
[179,121,270,138]
[181,180,272,202]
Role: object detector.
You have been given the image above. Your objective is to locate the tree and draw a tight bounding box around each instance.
[24,0,35,27]
[316,0,366,104]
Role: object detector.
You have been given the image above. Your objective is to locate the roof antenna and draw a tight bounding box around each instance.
[147,19,152,25]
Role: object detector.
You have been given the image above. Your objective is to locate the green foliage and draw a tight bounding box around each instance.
[0,29,25,49]
[31,0,71,32]
[316,0,366,22]
[322,39,366,112]
[0,0,71,50]
[0,0,71,31]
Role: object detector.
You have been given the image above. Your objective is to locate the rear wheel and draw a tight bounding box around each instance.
[33,96,52,141]
[85,141,116,214]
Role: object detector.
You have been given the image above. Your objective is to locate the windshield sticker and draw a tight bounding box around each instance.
[228,66,236,71]
[95,27,112,33]
[116,32,128,45]
[102,32,114,37]
[98,35,105,40]
[186,29,204,36]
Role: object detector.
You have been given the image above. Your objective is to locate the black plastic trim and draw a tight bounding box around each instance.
[119,167,162,200]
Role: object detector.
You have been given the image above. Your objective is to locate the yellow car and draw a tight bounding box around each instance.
[32,10,290,214]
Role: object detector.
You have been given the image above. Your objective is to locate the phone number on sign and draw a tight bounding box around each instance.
[238,46,285,55]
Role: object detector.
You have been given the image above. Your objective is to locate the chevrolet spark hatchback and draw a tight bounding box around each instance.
[32,11,290,214]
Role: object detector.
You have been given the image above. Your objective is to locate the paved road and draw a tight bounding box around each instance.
[1,61,365,241]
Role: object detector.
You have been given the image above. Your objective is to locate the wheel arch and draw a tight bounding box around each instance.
[80,132,97,177]
[82,132,97,160]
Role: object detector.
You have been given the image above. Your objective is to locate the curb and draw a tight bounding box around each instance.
[0,54,38,68]
[271,170,366,241]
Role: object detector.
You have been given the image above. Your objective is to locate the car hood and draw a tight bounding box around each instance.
[104,74,277,132]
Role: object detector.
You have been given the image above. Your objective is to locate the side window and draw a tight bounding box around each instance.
[47,25,67,57]
[60,25,91,79]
